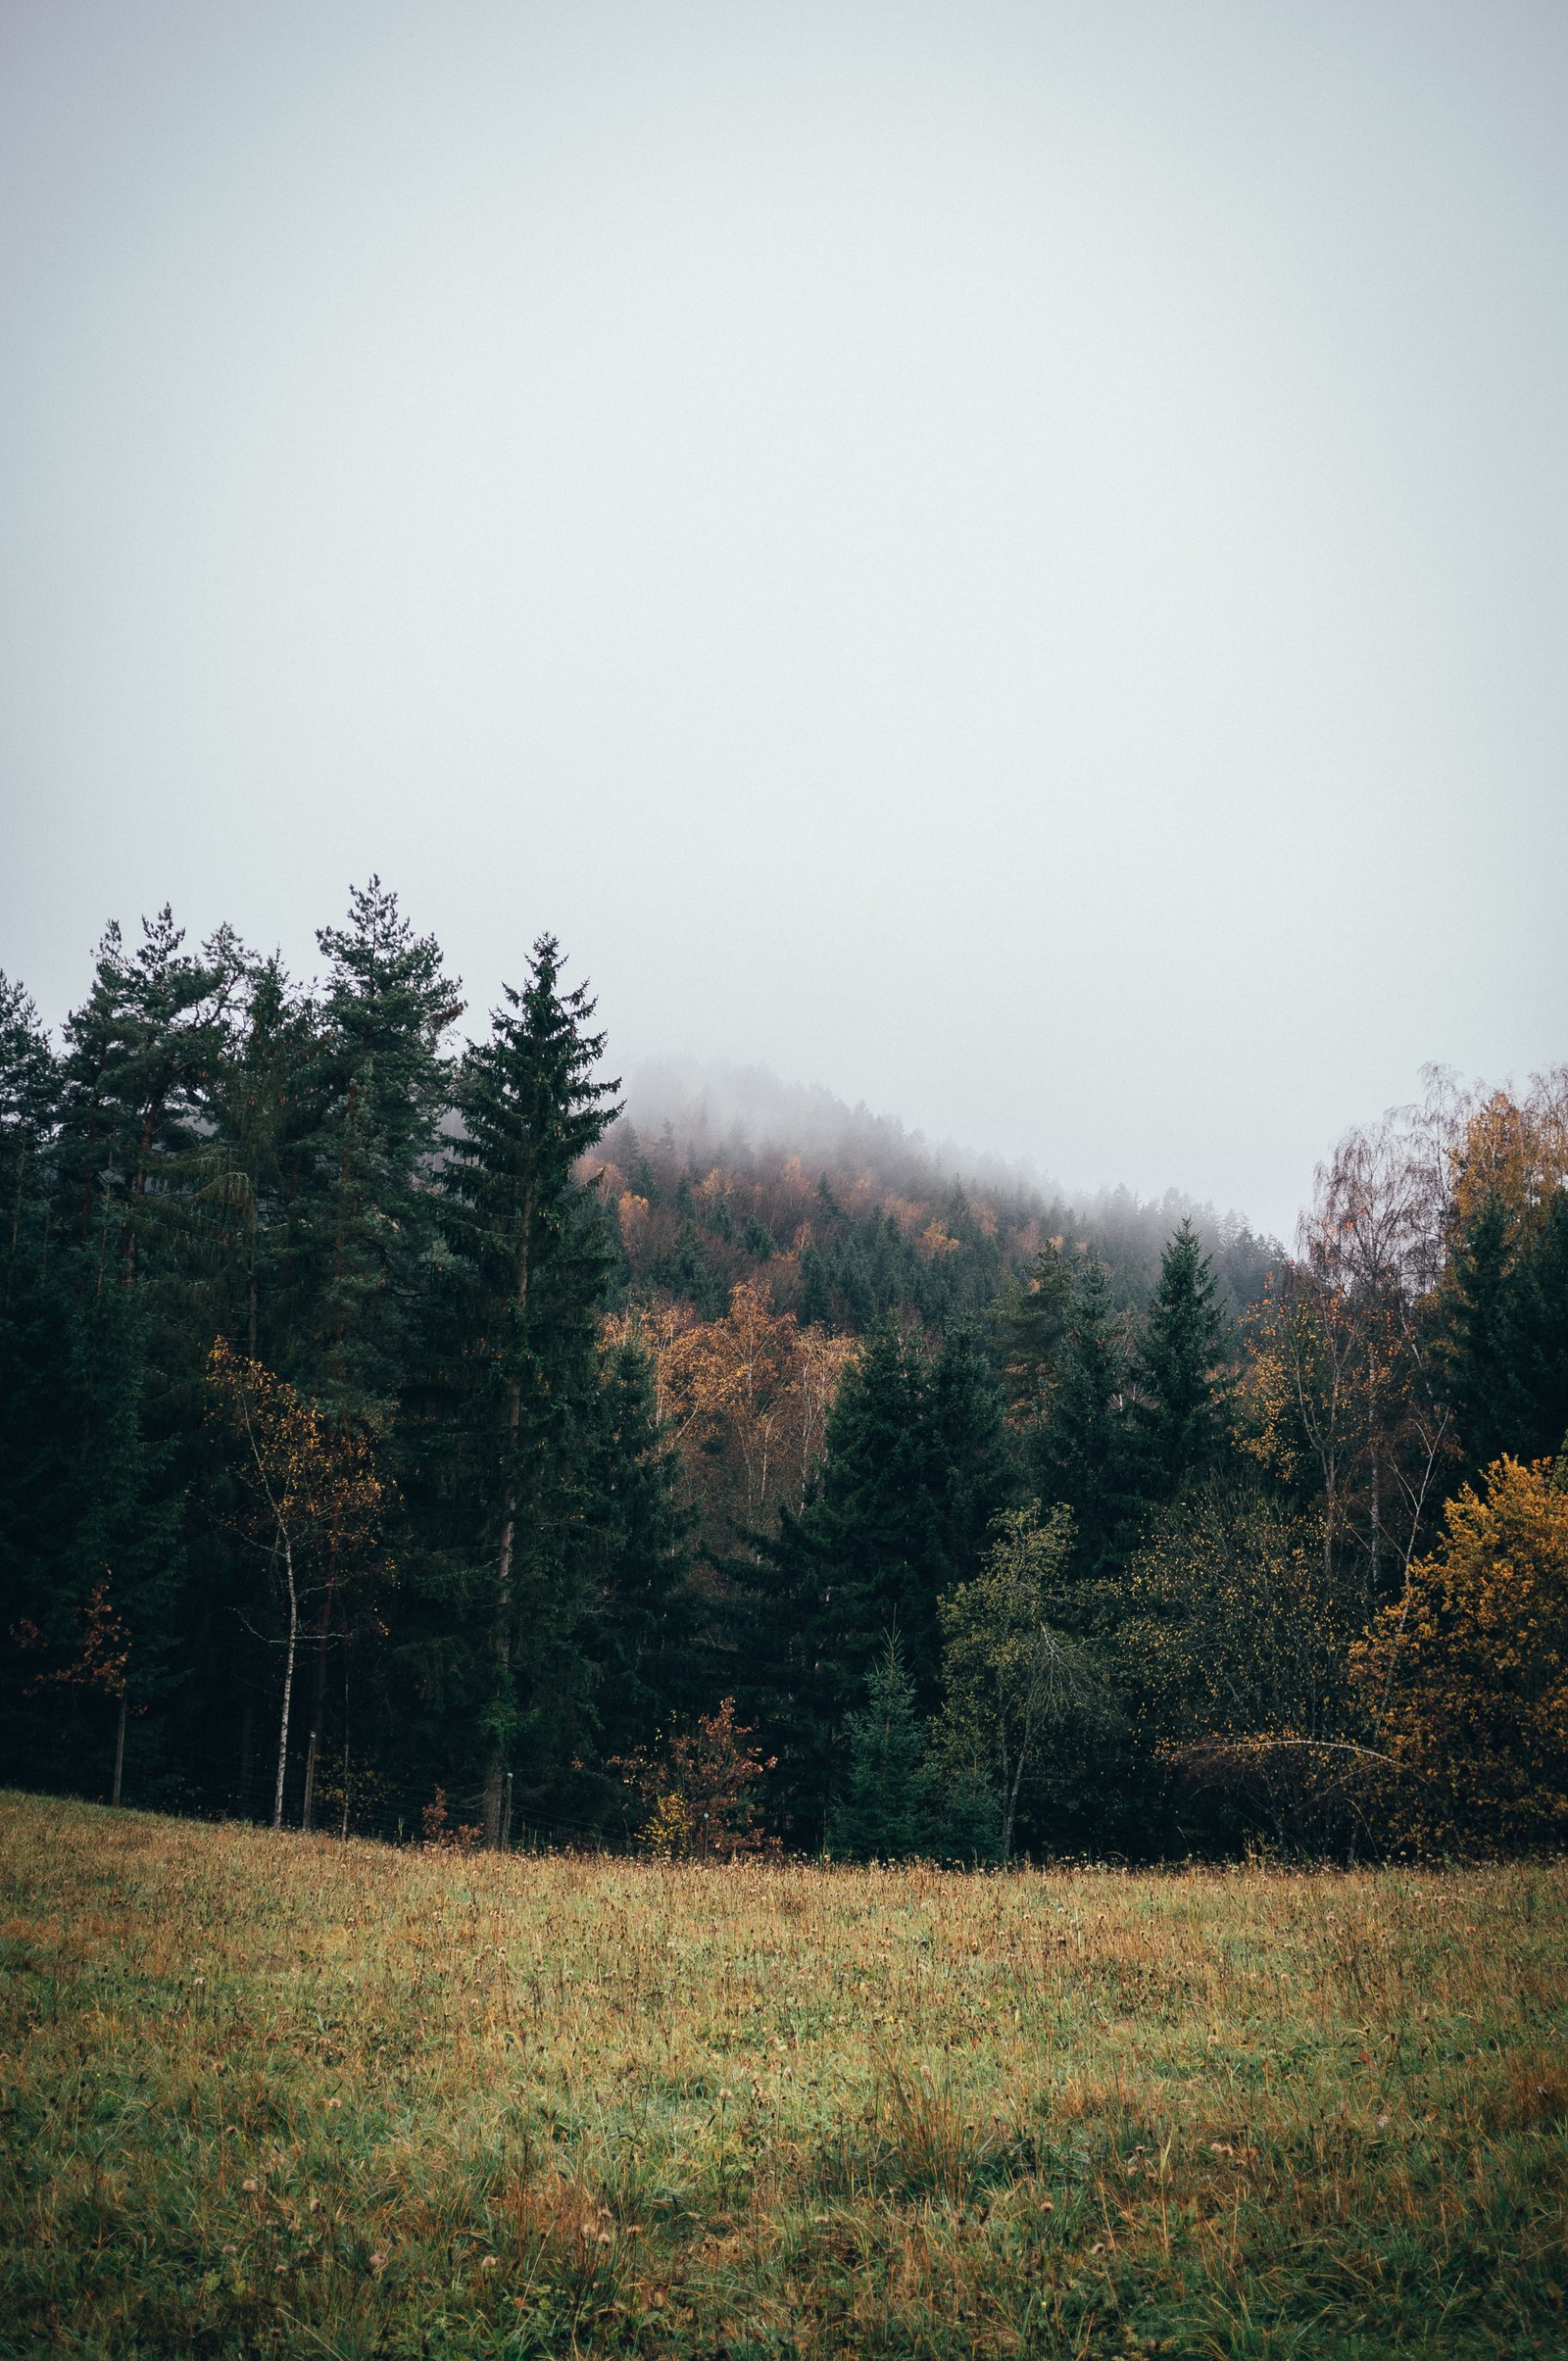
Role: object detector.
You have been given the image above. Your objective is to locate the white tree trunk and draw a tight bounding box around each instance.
[272,1537,298,1832]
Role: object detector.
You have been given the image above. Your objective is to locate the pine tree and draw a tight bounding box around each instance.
[648,1220,724,1317]
[0,974,57,1288]
[305,880,463,1427]
[828,1639,926,1860]
[577,1328,697,1785]
[1131,1220,1232,1507]
[991,1239,1074,1421]
[434,935,621,1843]
[2,1246,180,1801]
[1441,1187,1568,1476]
[1517,1192,1568,1461]
[55,910,234,1286]
[196,952,325,1370]
[926,1325,1018,1617]
[739,1322,1012,1843]
[1028,1252,1134,1578]
[20,917,228,1799]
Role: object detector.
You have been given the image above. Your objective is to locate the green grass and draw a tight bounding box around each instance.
[1,1792,1564,2357]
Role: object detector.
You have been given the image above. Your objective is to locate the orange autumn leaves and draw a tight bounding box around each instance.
[605,1282,858,1549]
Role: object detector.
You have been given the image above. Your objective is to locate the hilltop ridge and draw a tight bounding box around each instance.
[592,1061,1284,1331]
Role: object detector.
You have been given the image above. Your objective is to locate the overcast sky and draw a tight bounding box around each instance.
[2,1,1564,1238]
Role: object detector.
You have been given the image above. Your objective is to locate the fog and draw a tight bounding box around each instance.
[3,2,1564,1241]
[619,1058,1060,1210]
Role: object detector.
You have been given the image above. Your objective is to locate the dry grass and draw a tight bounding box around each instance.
[1,1792,1565,2356]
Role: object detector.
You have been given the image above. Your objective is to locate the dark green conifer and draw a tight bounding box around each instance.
[991,1239,1074,1420]
[1028,1252,1134,1578]
[435,935,621,1842]
[1130,1220,1232,1505]
[579,1327,697,1777]
[1442,1186,1568,1476]
[648,1221,724,1317]
[56,909,233,1284]
[306,879,463,1425]
[828,1639,925,1860]
[740,1322,1011,1842]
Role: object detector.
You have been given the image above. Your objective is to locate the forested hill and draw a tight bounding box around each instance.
[592,1098,1282,1334]
[3,889,1565,1867]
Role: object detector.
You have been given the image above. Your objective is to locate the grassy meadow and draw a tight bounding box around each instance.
[1,1794,1565,2357]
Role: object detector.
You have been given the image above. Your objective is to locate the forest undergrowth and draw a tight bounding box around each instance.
[1,1793,1565,2359]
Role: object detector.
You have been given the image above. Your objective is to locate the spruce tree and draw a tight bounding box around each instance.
[577,1328,697,1781]
[435,935,621,1842]
[0,975,64,1784]
[56,909,234,1286]
[828,1639,925,1860]
[306,879,463,1426]
[740,1322,1011,1843]
[1517,1192,1568,1462]
[1442,1189,1534,1475]
[23,916,230,1799]
[0,973,57,1283]
[1130,1220,1232,1507]
[991,1239,1074,1421]
[197,951,325,1370]
[1028,1252,1134,1579]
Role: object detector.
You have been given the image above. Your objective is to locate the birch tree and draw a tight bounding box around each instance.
[208,1339,382,1829]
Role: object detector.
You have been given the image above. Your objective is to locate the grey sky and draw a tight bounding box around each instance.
[2,1,1563,1240]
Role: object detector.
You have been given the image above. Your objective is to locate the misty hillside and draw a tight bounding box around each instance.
[594,1061,1284,1332]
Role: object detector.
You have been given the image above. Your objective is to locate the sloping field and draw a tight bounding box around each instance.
[0,1795,1564,2358]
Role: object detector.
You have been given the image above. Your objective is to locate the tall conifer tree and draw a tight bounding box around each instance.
[1028,1252,1134,1579]
[306,880,463,1427]
[436,935,621,1841]
[828,1639,926,1861]
[1131,1220,1232,1507]
[741,1323,1011,1843]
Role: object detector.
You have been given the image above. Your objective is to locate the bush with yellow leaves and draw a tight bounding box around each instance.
[1353,1455,1568,1847]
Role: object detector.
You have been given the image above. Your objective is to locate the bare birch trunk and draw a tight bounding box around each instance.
[112,1695,126,1806]
[272,1536,298,1832]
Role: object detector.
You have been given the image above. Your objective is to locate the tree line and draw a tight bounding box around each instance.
[1,887,1564,1857]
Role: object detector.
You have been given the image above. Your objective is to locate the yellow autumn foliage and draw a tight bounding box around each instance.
[1448,1078,1568,1245]
[604,1283,858,1548]
[1353,1457,1568,1847]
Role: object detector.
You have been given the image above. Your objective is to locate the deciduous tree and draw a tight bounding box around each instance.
[1352,1455,1568,1848]
[208,1339,383,1829]
[932,1502,1098,1862]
